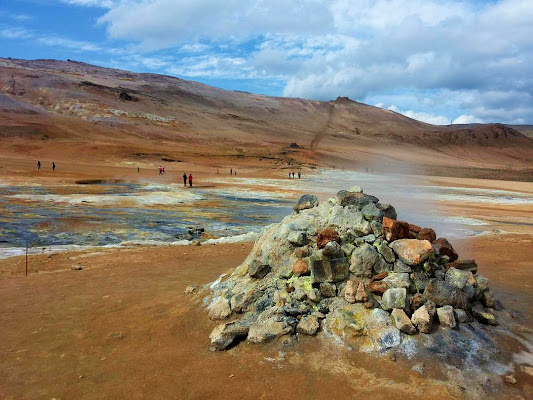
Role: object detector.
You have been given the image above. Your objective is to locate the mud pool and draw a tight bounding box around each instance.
[1,170,532,259]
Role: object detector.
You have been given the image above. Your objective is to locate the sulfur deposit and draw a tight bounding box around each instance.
[205,188,500,354]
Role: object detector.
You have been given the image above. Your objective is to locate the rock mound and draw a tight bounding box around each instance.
[204,188,500,354]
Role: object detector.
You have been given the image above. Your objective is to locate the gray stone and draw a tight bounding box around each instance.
[366,308,402,351]
[377,203,397,220]
[296,315,320,335]
[374,258,393,274]
[322,241,343,258]
[383,273,411,289]
[375,240,396,263]
[391,308,416,334]
[293,194,319,212]
[210,320,251,350]
[292,289,307,301]
[342,243,355,257]
[230,289,261,313]
[394,259,412,273]
[454,308,469,324]
[423,279,469,309]
[247,317,294,343]
[481,289,495,308]
[337,191,379,207]
[208,297,232,320]
[471,304,497,326]
[310,257,349,283]
[362,202,383,221]
[445,267,470,289]
[307,288,322,303]
[362,234,377,243]
[436,305,456,328]
[476,275,490,292]
[287,231,307,246]
[381,288,407,311]
[350,243,379,278]
[370,221,383,237]
[319,282,337,298]
[249,263,271,279]
[411,270,430,292]
[349,185,363,193]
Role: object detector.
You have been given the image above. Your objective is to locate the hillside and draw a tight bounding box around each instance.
[1,57,532,177]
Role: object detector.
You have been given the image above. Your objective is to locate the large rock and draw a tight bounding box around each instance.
[350,243,379,278]
[391,308,416,334]
[310,257,349,283]
[366,308,402,351]
[423,279,468,309]
[472,304,497,326]
[322,241,343,258]
[433,238,458,262]
[326,302,368,338]
[447,259,478,274]
[317,228,341,249]
[249,263,271,279]
[293,194,319,212]
[337,191,379,207]
[210,320,251,350]
[382,217,410,241]
[208,297,232,320]
[325,206,371,236]
[390,239,434,266]
[418,228,436,242]
[381,288,407,311]
[445,267,470,289]
[377,203,397,220]
[362,202,383,221]
[248,316,294,343]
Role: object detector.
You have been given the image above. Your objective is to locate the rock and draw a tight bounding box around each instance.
[454,308,469,323]
[292,259,309,277]
[381,288,407,311]
[371,271,388,281]
[322,241,343,258]
[296,315,320,335]
[370,220,383,236]
[374,240,396,263]
[344,279,359,303]
[436,305,456,328]
[411,270,430,292]
[505,374,517,384]
[445,267,470,289]
[319,282,337,298]
[342,243,355,256]
[409,224,422,233]
[349,185,363,193]
[350,243,379,278]
[337,191,379,207]
[433,238,458,262]
[230,289,261,313]
[287,231,307,246]
[185,285,199,293]
[293,194,319,212]
[411,304,435,333]
[326,303,367,338]
[210,320,251,350]
[292,289,306,301]
[447,259,478,274]
[108,331,125,339]
[423,279,468,309]
[364,300,376,309]
[383,273,410,289]
[377,203,397,220]
[467,271,476,286]
[71,265,83,271]
[418,228,436,242]
[307,288,322,303]
[362,202,383,221]
[317,228,341,249]
[382,217,410,241]
[247,317,294,343]
[326,207,371,235]
[209,298,232,320]
[310,257,349,283]
[367,280,388,294]
[391,308,416,334]
[294,246,310,259]
[390,239,434,266]
[249,263,271,279]
[475,275,490,292]
[472,304,497,325]
[191,239,202,246]
[481,289,495,308]
[394,259,412,273]
[366,308,402,351]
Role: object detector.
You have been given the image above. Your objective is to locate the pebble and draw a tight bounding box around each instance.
[505,374,517,384]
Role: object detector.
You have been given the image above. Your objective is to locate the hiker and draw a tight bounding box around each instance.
[162,167,165,174]
[158,166,162,175]
[297,171,301,179]
[37,161,41,171]
[288,172,291,179]
[188,173,193,187]
[52,162,55,172]
[183,172,187,187]
[234,170,237,176]
[230,168,233,176]
[137,167,140,173]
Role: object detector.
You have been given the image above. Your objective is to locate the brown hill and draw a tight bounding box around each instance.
[0,57,532,178]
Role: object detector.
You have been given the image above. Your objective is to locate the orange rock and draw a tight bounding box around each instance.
[390,239,434,266]
[367,280,388,294]
[292,259,309,276]
[409,224,422,233]
[433,237,458,261]
[418,228,436,242]
[382,217,410,241]
[371,271,388,281]
[317,228,341,249]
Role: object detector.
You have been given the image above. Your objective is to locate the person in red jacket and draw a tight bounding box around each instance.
[188,173,193,187]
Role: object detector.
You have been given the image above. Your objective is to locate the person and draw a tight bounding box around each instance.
[234,170,237,176]
[183,172,187,187]
[37,161,41,171]
[217,168,219,174]
[162,167,165,174]
[137,167,140,173]
[288,172,291,179]
[158,166,162,175]
[230,168,233,176]
[188,173,193,187]
[297,171,301,179]
[52,162,55,172]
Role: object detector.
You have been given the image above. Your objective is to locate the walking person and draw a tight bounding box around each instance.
[297,171,301,179]
[52,162,55,172]
[37,160,41,171]
[137,167,140,173]
[183,172,187,187]
[188,173,193,187]
[230,168,233,176]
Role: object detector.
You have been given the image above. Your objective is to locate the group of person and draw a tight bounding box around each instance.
[288,171,301,179]
[37,161,55,171]
[158,166,166,175]
[230,168,237,176]
[183,172,193,187]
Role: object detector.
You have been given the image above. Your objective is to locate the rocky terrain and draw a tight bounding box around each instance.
[203,187,506,369]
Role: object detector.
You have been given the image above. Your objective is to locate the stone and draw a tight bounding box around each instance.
[185,285,198,294]
[381,288,407,311]
[377,203,397,220]
[383,273,410,289]
[287,231,307,246]
[293,194,319,212]
[505,374,517,384]
[292,259,309,277]
[390,239,434,266]
[322,241,343,258]
[475,275,490,292]
[345,279,359,303]
[481,289,495,308]
[209,298,232,320]
[445,267,470,289]
[307,288,321,303]
[310,257,349,283]
[418,228,436,242]
[294,246,310,259]
[326,303,367,338]
[423,279,468,309]
[394,259,412,273]
[326,207,371,236]
[409,224,422,233]
[297,315,320,335]
[249,263,271,279]
[411,270,430,292]
[433,238,458,262]
[350,243,379,278]
[317,228,341,249]
[472,304,497,325]
[391,308,416,334]
[382,217,410,241]
[467,271,476,286]
[337,191,379,207]
[366,308,402,351]
[349,185,363,193]
[371,271,388,281]
[342,243,355,256]
[230,289,261,313]
[454,309,469,323]
[447,259,478,274]
[71,265,83,271]
[411,304,435,333]
[367,280,388,294]
[370,221,383,236]
[247,317,294,343]
[210,320,251,350]
[410,293,424,310]
[374,240,396,263]
[362,202,383,221]
[436,305,456,328]
[319,282,337,298]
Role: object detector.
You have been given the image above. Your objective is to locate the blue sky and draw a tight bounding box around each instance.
[1,0,532,125]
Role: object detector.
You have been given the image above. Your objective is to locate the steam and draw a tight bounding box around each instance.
[310,103,335,151]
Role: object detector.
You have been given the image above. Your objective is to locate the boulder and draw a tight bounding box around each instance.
[317,228,341,249]
[230,289,261,313]
[418,228,436,242]
[423,279,468,309]
[445,267,470,289]
[292,259,309,277]
[366,308,402,351]
[433,238,458,262]
[381,288,407,311]
[481,289,495,308]
[382,217,410,241]
[391,308,416,334]
[248,317,294,343]
[297,315,320,335]
[350,243,379,278]
[377,203,397,220]
[362,202,383,221]
[394,259,412,273]
[210,320,251,350]
[208,298,232,320]
[337,191,379,207]
[326,303,367,338]
[436,305,456,328]
[411,304,435,333]
[390,239,434,266]
[293,194,319,212]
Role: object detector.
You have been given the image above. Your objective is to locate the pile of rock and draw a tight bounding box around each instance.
[205,187,499,352]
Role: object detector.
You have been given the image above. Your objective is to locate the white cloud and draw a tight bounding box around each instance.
[61,0,115,8]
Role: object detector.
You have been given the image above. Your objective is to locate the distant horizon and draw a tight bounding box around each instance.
[1,0,532,125]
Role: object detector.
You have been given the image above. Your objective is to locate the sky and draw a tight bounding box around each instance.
[1,0,532,125]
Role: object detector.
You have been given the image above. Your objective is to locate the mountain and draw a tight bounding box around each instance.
[1,57,532,178]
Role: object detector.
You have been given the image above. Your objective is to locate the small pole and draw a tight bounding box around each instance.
[25,243,28,276]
